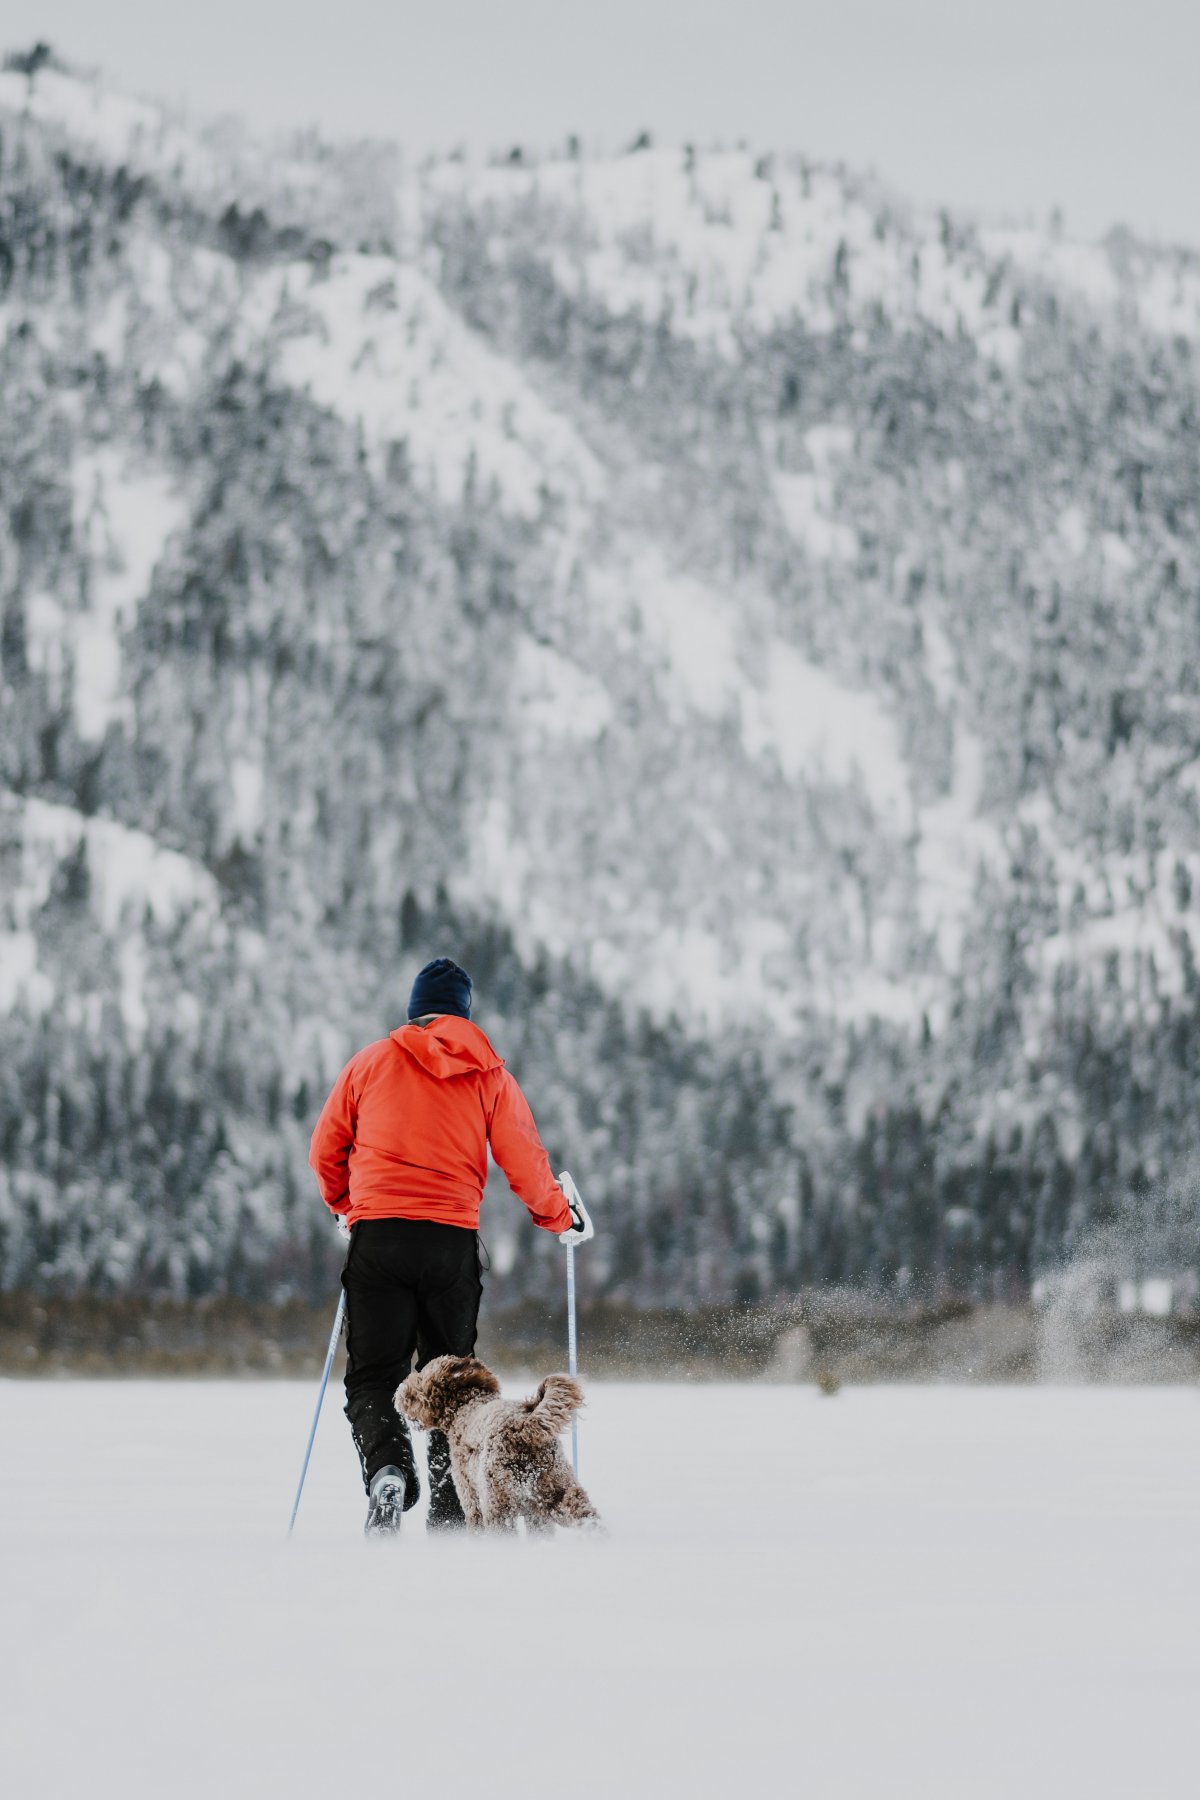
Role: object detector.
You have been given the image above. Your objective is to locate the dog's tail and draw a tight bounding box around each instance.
[524,1373,584,1438]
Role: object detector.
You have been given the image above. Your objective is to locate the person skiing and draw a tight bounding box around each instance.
[308,956,594,1536]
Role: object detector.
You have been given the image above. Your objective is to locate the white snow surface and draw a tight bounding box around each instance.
[983,226,1200,340]
[0,66,212,188]
[771,469,858,561]
[230,758,265,840]
[0,66,163,161]
[512,637,614,740]
[64,450,184,740]
[245,254,603,519]
[746,638,909,817]
[430,150,1016,357]
[0,928,47,1013]
[4,795,219,937]
[466,553,916,1037]
[610,554,911,820]
[0,793,220,1026]
[1,1381,1196,1799]
[915,621,1004,979]
[1018,799,1200,1016]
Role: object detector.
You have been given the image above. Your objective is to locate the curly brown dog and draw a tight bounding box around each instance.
[397,1355,601,1533]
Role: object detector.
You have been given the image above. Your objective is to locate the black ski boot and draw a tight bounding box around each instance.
[364,1465,409,1538]
[426,1429,466,1531]
[347,1389,420,1527]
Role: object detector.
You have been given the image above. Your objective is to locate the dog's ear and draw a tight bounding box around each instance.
[397,1367,438,1429]
[429,1355,500,1415]
[446,1356,501,1401]
[399,1355,499,1429]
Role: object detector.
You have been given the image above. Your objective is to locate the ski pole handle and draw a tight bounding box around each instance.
[556,1170,594,1245]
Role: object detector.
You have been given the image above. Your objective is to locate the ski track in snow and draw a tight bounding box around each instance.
[1,1381,1197,1799]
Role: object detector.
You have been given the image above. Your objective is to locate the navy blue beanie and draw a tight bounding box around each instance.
[407,957,473,1022]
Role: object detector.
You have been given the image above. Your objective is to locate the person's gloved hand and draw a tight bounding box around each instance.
[556,1171,595,1245]
[335,1215,351,1240]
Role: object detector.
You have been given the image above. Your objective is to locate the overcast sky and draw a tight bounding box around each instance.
[8,0,1200,243]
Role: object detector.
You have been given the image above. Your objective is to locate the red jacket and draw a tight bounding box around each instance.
[308,1016,572,1234]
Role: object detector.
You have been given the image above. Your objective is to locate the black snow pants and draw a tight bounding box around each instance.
[342,1218,482,1518]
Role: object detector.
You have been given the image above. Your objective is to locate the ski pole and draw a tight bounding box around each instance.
[566,1237,579,1475]
[558,1170,591,1477]
[288,1288,346,1537]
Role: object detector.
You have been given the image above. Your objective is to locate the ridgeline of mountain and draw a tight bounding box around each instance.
[2,50,1200,1311]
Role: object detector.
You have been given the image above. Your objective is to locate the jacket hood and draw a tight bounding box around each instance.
[390,1016,504,1079]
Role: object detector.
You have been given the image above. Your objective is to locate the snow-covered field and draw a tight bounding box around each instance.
[2,1382,1197,1798]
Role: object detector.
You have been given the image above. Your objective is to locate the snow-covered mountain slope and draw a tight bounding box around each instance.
[0,60,205,177]
[424,141,1200,353]
[3,49,1200,1305]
